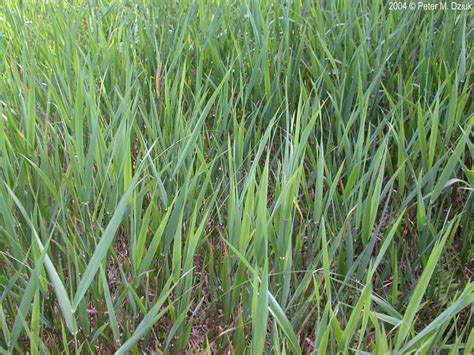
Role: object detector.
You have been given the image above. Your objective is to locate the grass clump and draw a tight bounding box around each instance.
[0,0,473,353]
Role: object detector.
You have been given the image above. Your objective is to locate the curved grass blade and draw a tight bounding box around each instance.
[4,183,78,334]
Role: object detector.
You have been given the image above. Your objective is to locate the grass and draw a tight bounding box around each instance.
[0,0,473,353]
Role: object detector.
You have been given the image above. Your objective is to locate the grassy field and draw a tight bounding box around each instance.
[0,0,473,353]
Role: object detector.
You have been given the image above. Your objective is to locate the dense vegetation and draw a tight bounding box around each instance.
[0,0,473,353]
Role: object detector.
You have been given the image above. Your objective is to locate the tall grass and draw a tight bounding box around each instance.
[0,0,472,353]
